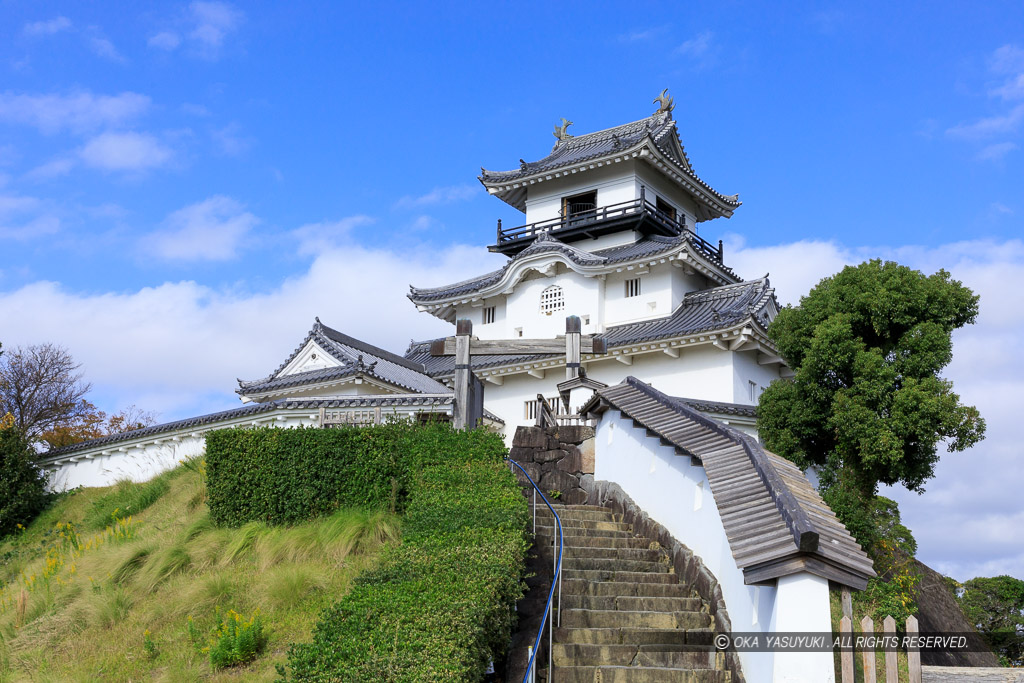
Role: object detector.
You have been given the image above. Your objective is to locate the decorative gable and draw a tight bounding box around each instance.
[277,340,342,378]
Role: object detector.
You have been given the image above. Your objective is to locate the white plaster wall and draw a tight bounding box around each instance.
[634,163,699,226]
[594,412,778,682]
[603,263,674,326]
[730,351,784,405]
[503,268,600,340]
[523,162,641,224]
[769,573,835,682]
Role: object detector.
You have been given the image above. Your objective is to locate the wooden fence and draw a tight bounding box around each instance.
[838,613,921,683]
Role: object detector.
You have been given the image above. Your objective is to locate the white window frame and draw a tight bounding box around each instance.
[540,285,564,315]
[625,277,642,298]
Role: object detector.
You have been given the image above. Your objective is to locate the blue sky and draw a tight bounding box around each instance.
[2,1,1023,581]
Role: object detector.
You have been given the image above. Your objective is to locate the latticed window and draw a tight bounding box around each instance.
[540,285,564,315]
[482,306,495,324]
[625,277,642,298]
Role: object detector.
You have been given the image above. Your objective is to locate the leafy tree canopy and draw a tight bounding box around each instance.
[758,259,986,495]
[0,412,50,537]
[956,575,1024,666]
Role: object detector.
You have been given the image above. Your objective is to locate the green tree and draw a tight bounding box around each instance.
[957,576,1024,666]
[0,413,50,538]
[758,259,985,497]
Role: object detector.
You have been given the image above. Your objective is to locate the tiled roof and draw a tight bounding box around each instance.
[404,278,776,378]
[479,112,739,214]
[674,397,757,418]
[238,320,449,397]
[409,233,739,305]
[583,377,876,589]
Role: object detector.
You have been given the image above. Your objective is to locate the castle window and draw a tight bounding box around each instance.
[540,285,564,315]
[656,196,678,223]
[561,190,597,219]
[482,306,495,324]
[625,277,642,298]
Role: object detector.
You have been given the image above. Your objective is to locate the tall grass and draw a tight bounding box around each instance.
[0,462,397,681]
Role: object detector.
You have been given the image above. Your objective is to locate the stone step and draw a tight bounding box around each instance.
[536,525,635,539]
[536,546,665,562]
[535,519,631,531]
[536,534,651,549]
[562,557,671,574]
[560,609,712,630]
[550,505,611,512]
[555,627,714,646]
[560,595,703,612]
[536,509,623,523]
[551,643,719,669]
[562,579,691,598]
[562,569,676,584]
[549,665,730,683]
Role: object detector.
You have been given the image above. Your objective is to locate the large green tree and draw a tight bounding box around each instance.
[956,576,1024,666]
[758,259,985,497]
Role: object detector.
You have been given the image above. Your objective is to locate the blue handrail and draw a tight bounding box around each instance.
[507,457,563,683]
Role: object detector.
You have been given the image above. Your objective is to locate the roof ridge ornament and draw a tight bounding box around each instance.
[653,88,675,116]
[553,118,574,141]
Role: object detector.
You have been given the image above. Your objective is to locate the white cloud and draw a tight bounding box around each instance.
[189,1,243,58]
[25,157,76,180]
[148,31,181,51]
[142,196,258,261]
[617,27,666,43]
[0,91,151,135]
[23,16,72,36]
[87,34,124,63]
[80,131,173,171]
[989,44,1024,75]
[0,240,504,420]
[395,184,478,208]
[292,216,374,255]
[210,122,250,156]
[991,73,1024,101]
[945,103,1024,140]
[0,214,60,241]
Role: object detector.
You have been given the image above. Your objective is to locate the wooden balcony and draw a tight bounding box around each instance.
[488,196,724,262]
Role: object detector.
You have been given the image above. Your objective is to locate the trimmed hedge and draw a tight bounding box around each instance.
[282,433,529,681]
[205,422,506,526]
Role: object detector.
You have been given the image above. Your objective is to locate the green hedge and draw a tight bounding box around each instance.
[283,442,529,681]
[205,422,506,526]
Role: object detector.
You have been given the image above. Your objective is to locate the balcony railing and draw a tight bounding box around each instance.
[493,195,723,263]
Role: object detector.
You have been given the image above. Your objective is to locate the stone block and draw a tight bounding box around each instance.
[539,470,579,495]
[508,446,535,463]
[561,488,588,505]
[512,426,549,449]
[556,449,582,472]
[513,462,541,487]
[579,437,595,474]
[535,448,567,464]
[555,425,595,444]
[695,565,718,601]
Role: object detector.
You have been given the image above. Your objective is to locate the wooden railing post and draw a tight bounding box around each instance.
[861,615,876,683]
[840,615,854,683]
[883,615,898,683]
[454,319,472,430]
[906,615,922,683]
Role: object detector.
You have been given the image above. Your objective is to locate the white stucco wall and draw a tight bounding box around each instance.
[634,162,699,226]
[523,162,641,224]
[593,410,834,683]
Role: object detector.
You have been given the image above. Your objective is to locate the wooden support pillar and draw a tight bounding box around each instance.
[454,319,472,430]
[566,315,581,382]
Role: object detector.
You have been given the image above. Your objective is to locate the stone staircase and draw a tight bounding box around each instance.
[509,503,731,683]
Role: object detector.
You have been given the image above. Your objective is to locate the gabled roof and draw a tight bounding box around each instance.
[582,377,876,589]
[238,319,450,398]
[404,277,778,378]
[478,110,740,219]
[408,233,742,317]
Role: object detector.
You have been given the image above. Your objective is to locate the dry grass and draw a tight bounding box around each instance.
[0,462,397,681]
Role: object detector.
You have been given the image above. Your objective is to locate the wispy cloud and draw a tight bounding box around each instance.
[0,194,60,241]
[210,122,250,156]
[395,184,477,208]
[79,132,173,172]
[675,30,714,58]
[86,31,125,63]
[991,73,1024,101]
[616,27,667,43]
[977,141,1017,162]
[292,216,375,255]
[946,103,1024,140]
[148,2,244,60]
[25,157,76,180]
[23,16,72,37]
[989,44,1024,76]
[0,91,150,134]
[142,196,258,261]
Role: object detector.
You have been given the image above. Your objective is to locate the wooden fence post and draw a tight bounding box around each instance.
[841,587,853,620]
[861,615,876,683]
[840,615,855,683]
[883,616,898,683]
[454,319,472,430]
[906,615,921,683]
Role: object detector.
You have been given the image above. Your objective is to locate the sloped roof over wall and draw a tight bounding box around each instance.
[238,319,450,398]
[479,111,740,219]
[582,376,876,589]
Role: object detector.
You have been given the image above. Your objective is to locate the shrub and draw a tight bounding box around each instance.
[283,429,529,682]
[206,608,267,670]
[0,420,50,538]
[205,421,504,526]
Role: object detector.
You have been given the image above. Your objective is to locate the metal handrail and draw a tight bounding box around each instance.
[507,457,563,683]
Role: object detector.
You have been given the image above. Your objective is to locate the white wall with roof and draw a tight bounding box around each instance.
[523,162,640,224]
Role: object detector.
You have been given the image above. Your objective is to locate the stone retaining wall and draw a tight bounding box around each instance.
[508,425,595,505]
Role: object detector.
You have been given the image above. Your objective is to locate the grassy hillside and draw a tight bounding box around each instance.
[0,461,397,682]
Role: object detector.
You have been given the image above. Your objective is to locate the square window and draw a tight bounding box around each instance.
[482,306,495,324]
[625,278,641,298]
